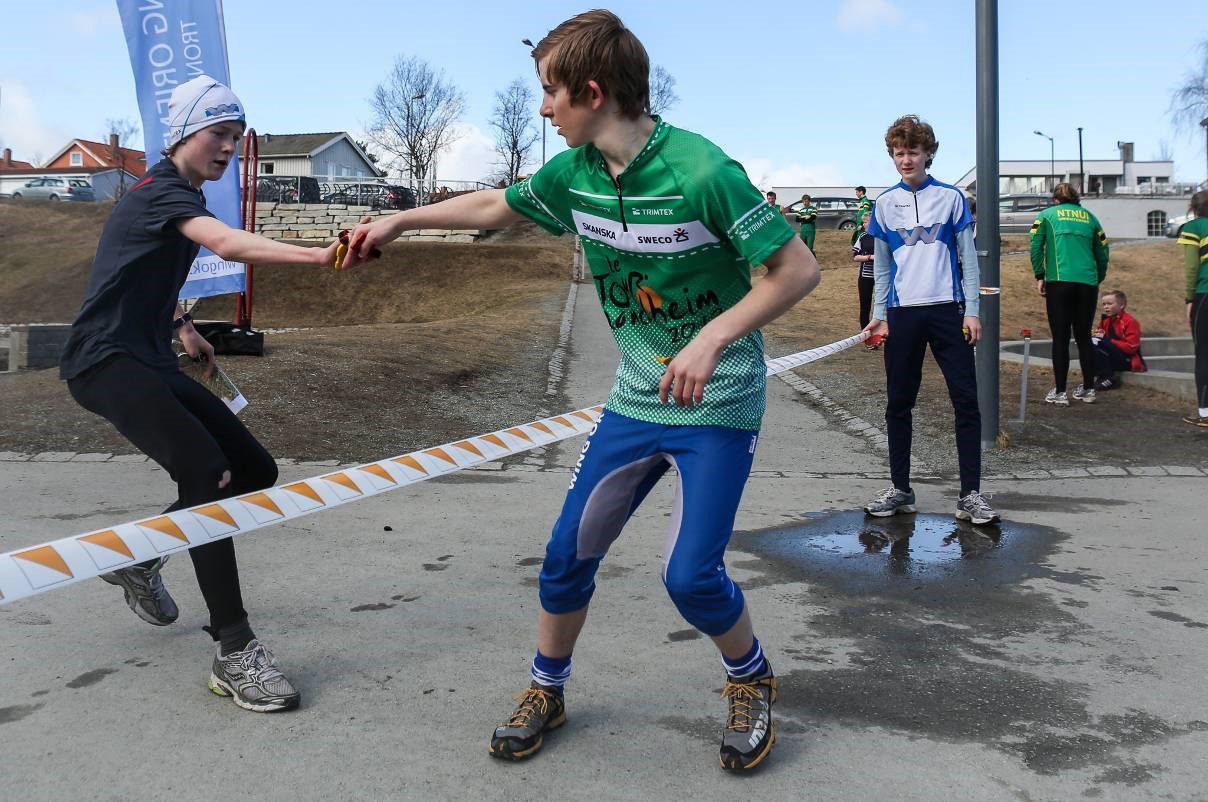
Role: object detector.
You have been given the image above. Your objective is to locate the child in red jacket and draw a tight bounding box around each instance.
[1093,289,1146,390]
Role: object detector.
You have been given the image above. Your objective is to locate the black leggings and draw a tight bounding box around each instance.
[858,274,875,330]
[1194,294,1208,409]
[68,355,278,634]
[1045,281,1098,392]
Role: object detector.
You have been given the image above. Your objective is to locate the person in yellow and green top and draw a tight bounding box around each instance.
[852,185,872,245]
[1030,182,1109,406]
[796,193,818,252]
[1177,189,1208,427]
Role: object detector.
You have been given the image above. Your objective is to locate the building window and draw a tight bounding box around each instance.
[1147,211,1166,237]
[70,151,83,166]
[260,162,274,174]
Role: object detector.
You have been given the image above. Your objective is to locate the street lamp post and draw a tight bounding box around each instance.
[1034,130,1054,190]
[1077,126,1085,195]
[521,38,547,165]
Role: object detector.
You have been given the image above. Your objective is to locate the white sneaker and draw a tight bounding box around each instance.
[1072,386,1096,404]
[1044,389,1069,406]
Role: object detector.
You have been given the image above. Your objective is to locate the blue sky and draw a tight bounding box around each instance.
[2,0,1206,187]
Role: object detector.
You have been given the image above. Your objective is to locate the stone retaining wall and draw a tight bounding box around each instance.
[252,203,484,242]
[7,324,71,371]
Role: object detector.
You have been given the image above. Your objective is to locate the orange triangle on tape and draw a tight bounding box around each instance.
[392,456,428,475]
[14,545,73,577]
[481,434,507,450]
[240,493,283,516]
[283,482,324,504]
[452,440,483,457]
[424,448,456,465]
[550,416,572,428]
[140,516,189,542]
[572,411,595,423]
[591,405,604,414]
[530,422,553,435]
[504,427,531,442]
[359,464,396,484]
[323,472,362,493]
[194,504,237,528]
[78,530,133,559]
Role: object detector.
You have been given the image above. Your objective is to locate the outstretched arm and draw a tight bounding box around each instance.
[177,216,339,267]
[343,189,526,268]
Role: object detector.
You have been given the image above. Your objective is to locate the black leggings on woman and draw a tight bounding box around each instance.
[68,354,277,639]
[1045,281,1099,393]
[858,274,876,330]
[1194,293,1208,410]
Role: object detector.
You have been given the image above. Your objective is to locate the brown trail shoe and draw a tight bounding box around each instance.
[719,666,778,771]
[489,681,566,761]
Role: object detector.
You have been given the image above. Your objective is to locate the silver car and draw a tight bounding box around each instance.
[11,177,96,202]
[998,195,1054,234]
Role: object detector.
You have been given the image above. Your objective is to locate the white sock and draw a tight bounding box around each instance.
[1199,407,1208,417]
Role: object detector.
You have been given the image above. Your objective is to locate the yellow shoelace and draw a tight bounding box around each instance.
[507,687,552,728]
[722,681,761,731]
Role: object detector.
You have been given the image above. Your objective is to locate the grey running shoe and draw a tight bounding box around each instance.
[1072,386,1096,404]
[208,639,300,712]
[720,666,778,771]
[1183,414,1208,427]
[100,556,178,626]
[489,681,566,761]
[863,487,916,517]
[956,491,1001,526]
[1044,388,1069,406]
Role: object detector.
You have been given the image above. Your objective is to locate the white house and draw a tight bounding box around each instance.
[241,132,384,181]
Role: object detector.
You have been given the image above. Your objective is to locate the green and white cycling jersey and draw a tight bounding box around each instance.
[505,117,794,430]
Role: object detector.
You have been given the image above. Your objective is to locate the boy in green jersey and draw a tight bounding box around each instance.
[345,9,820,771]
[796,193,818,252]
[852,185,872,245]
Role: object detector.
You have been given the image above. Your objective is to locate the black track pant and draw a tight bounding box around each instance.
[1092,339,1132,380]
[68,354,277,634]
[884,302,981,496]
[858,274,875,330]
[1194,294,1208,410]
[1045,281,1099,393]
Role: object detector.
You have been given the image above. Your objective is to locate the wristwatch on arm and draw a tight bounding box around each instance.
[172,312,193,331]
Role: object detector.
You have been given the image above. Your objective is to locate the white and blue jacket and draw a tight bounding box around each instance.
[867,175,980,319]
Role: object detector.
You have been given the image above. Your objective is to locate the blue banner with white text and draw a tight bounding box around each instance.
[116,0,245,299]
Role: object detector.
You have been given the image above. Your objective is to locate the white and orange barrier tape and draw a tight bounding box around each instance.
[0,332,868,606]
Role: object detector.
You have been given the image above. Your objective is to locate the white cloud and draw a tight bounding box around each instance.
[433,123,499,184]
[0,79,72,166]
[67,5,120,37]
[738,156,847,190]
[836,0,904,33]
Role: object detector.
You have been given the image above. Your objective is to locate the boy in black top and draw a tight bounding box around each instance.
[61,75,345,712]
[851,201,878,346]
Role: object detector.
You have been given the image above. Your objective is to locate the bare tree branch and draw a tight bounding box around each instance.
[489,79,539,185]
[366,55,465,191]
[1170,40,1208,133]
[104,117,140,200]
[649,65,679,117]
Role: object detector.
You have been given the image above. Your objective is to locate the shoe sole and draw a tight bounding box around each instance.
[208,673,300,713]
[100,573,176,626]
[1183,418,1208,427]
[864,505,916,517]
[488,711,567,761]
[955,509,1001,526]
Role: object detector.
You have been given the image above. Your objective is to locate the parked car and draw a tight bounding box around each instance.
[998,194,1055,234]
[255,175,320,203]
[783,196,862,230]
[376,184,417,210]
[1165,211,1194,238]
[11,177,95,202]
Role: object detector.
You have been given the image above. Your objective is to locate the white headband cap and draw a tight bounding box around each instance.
[166,75,245,146]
